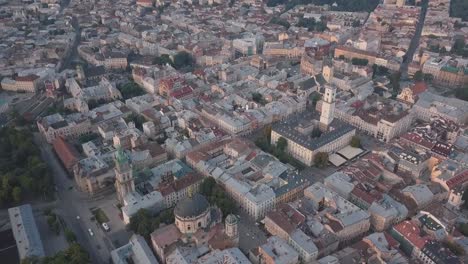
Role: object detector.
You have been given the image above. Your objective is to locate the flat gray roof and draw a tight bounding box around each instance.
[8,204,45,260]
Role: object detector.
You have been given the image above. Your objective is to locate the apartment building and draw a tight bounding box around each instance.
[37,113,92,143]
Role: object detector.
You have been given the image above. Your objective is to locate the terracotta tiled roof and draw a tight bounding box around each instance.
[151,224,181,248]
[52,137,79,170]
[411,82,427,96]
[15,74,39,82]
[393,221,430,249]
[446,170,468,190]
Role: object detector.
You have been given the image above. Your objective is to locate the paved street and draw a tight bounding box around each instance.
[34,132,116,264]
[237,211,267,255]
[400,0,428,79]
[300,165,337,184]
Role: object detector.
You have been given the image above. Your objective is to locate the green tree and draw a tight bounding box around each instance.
[252,92,264,104]
[276,137,288,152]
[124,113,146,130]
[12,186,21,203]
[350,136,361,148]
[372,65,389,78]
[173,51,195,70]
[64,228,77,243]
[21,256,41,264]
[310,92,322,108]
[297,17,326,32]
[352,19,361,27]
[129,209,160,239]
[413,70,424,81]
[153,54,173,66]
[314,152,329,168]
[65,243,90,264]
[0,128,53,207]
[389,71,402,96]
[461,187,468,209]
[455,86,468,101]
[443,240,465,256]
[423,73,434,83]
[39,243,89,264]
[77,133,99,144]
[440,46,447,54]
[270,17,290,29]
[351,58,368,66]
[458,222,468,236]
[311,128,322,138]
[118,81,146,100]
[209,185,236,217]
[200,177,216,197]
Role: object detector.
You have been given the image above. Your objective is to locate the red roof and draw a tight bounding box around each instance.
[52,137,79,170]
[393,221,431,249]
[446,170,468,190]
[411,82,427,96]
[170,86,193,99]
[159,173,202,197]
[350,185,382,205]
[384,231,400,248]
[151,224,181,249]
[15,74,39,82]
[265,204,305,235]
[400,132,435,150]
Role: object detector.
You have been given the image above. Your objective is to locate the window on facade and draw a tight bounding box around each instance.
[198,222,201,227]
[187,225,191,230]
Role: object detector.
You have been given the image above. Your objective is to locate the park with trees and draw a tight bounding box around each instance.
[151,51,196,71]
[450,0,468,22]
[129,208,174,239]
[118,81,146,100]
[255,127,306,170]
[21,243,90,264]
[0,127,53,208]
[199,177,236,217]
[297,16,327,32]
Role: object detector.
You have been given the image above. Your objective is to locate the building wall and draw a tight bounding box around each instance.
[263,217,290,241]
[272,128,357,166]
[335,217,370,242]
[38,119,92,143]
[175,209,210,234]
[288,236,317,262]
[334,47,377,65]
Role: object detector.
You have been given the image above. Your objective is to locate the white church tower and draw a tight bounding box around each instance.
[320,85,336,131]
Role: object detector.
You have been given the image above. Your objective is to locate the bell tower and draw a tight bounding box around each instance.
[320,85,336,131]
[114,147,135,204]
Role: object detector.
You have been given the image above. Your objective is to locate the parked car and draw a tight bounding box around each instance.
[102,222,110,232]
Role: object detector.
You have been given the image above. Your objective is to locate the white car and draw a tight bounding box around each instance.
[102,222,110,232]
[88,228,94,236]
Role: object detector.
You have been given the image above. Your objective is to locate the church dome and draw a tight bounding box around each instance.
[174,193,210,219]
